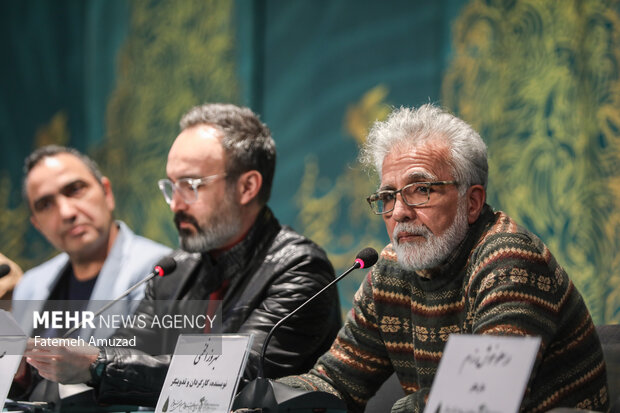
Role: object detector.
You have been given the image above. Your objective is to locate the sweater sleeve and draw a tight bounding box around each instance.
[467,231,564,346]
[463,230,608,411]
[278,269,396,412]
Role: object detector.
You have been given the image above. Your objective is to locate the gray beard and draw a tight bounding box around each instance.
[392,198,470,271]
[179,217,242,253]
[178,202,243,253]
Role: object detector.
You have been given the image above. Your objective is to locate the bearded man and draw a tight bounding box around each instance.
[25,103,341,407]
[277,104,609,412]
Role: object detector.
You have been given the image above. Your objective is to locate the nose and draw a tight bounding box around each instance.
[57,196,77,221]
[390,193,414,223]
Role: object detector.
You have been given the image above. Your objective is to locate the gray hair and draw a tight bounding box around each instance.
[180,103,276,205]
[360,104,488,192]
[22,145,104,203]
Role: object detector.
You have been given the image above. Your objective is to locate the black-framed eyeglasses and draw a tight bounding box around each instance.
[157,174,226,205]
[366,181,458,215]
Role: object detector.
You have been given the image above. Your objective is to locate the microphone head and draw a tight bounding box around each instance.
[153,257,177,277]
[0,264,10,278]
[354,247,379,269]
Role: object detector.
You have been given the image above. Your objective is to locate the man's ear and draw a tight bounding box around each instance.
[101,177,116,211]
[466,184,486,224]
[237,170,262,206]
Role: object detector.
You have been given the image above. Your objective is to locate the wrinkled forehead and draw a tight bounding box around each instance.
[381,138,454,179]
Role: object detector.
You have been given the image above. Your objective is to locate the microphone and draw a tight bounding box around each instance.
[62,256,177,338]
[233,247,378,411]
[0,263,10,278]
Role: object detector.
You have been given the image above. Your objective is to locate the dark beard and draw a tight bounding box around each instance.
[174,211,202,236]
[173,206,242,253]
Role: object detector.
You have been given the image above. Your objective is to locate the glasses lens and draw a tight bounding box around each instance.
[402,183,430,206]
[369,193,392,214]
[176,180,198,204]
[158,178,203,205]
[373,199,386,214]
[158,180,174,204]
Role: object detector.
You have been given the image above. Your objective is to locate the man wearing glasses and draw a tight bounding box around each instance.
[25,103,341,407]
[278,104,608,412]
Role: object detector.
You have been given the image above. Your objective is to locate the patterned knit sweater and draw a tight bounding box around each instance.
[279,206,609,412]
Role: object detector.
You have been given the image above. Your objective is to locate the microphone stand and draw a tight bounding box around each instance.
[257,260,362,378]
[63,265,168,339]
[233,258,371,412]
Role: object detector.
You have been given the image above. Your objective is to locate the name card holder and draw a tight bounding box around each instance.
[156,334,253,413]
[0,310,28,410]
[425,334,541,413]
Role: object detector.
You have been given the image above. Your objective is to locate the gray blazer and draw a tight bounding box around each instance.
[12,221,171,339]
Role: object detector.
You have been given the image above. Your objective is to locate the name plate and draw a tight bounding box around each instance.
[156,334,253,413]
[0,310,27,410]
[425,334,541,413]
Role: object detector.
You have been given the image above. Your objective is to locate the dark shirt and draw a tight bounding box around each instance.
[36,266,99,338]
[49,266,99,301]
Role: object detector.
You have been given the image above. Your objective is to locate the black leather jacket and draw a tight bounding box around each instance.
[94,208,341,406]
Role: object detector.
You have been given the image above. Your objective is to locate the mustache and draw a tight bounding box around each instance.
[174,211,200,231]
[393,223,431,244]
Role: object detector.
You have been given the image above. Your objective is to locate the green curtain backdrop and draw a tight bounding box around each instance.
[0,0,618,323]
[0,0,132,269]
[442,0,620,324]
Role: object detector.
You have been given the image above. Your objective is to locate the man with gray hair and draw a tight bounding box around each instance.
[278,104,608,412]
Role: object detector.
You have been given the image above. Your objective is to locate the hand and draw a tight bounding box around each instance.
[24,337,99,384]
[0,252,24,299]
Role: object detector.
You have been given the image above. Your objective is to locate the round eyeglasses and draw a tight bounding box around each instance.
[158,174,226,205]
[366,181,458,214]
